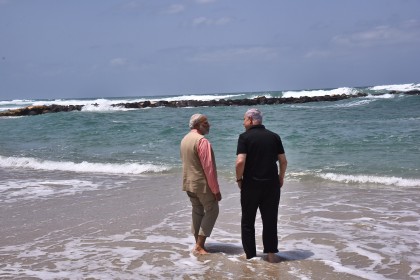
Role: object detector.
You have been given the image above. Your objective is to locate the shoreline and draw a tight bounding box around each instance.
[1,171,418,279]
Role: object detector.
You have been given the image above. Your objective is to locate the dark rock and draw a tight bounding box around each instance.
[0,90,417,117]
[0,104,83,117]
[405,90,420,95]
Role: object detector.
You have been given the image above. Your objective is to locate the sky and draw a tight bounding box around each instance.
[1,0,420,100]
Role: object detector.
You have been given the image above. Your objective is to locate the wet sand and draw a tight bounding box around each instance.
[0,171,419,279]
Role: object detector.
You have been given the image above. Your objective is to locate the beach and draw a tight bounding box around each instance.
[1,169,418,279]
[1,85,419,279]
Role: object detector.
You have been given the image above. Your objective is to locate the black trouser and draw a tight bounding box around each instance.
[240,178,281,259]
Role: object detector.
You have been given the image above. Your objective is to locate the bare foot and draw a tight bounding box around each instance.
[192,245,209,255]
[238,254,247,260]
[266,253,283,263]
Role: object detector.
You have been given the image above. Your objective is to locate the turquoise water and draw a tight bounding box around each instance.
[1,85,419,187]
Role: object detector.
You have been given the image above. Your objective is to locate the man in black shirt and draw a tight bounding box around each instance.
[235,108,288,262]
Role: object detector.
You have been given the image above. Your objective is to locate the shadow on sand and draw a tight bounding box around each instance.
[206,243,244,255]
[264,249,314,263]
[205,242,314,263]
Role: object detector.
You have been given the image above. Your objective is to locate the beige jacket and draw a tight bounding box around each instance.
[180,131,213,193]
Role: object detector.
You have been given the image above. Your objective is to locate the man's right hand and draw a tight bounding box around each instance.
[214,192,222,201]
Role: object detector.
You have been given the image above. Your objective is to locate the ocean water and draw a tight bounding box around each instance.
[1,83,419,186]
[1,83,420,279]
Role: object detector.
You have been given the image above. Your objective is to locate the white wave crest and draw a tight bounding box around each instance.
[81,99,132,112]
[248,93,275,99]
[334,99,373,107]
[32,98,144,108]
[0,106,24,112]
[366,93,396,99]
[0,156,169,174]
[0,99,34,105]
[23,94,243,111]
[155,93,243,102]
[0,99,36,111]
[282,87,358,98]
[319,173,420,187]
[370,83,420,92]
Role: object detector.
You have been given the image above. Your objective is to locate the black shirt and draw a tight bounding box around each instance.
[236,125,285,181]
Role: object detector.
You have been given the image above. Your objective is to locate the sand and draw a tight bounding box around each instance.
[0,170,419,279]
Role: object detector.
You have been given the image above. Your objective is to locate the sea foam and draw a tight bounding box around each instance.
[370,83,420,92]
[282,87,358,98]
[149,93,244,102]
[319,173,420,187]
[0,156,169,175]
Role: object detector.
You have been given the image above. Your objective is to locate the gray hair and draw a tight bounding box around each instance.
[189,113,205,129]
[245,108,263,123]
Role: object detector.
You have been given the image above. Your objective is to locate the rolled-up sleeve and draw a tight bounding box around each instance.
[197,138,220,194]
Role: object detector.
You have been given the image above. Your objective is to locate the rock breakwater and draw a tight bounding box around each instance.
[1,90,419,117]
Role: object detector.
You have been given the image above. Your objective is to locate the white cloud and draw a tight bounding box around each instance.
[110,58,128,66]
[305,19,420,59]
[164,4,185,14]
[121,1,143,9]
[192,16,232,27]
[214,17,231,25]
[192,17,209,26]
[195,0,217,4]
[333,25,395,47]
[189,46,279,63]
[304,50,331,59]
[332,20,420,48]
[401,19,420,29]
